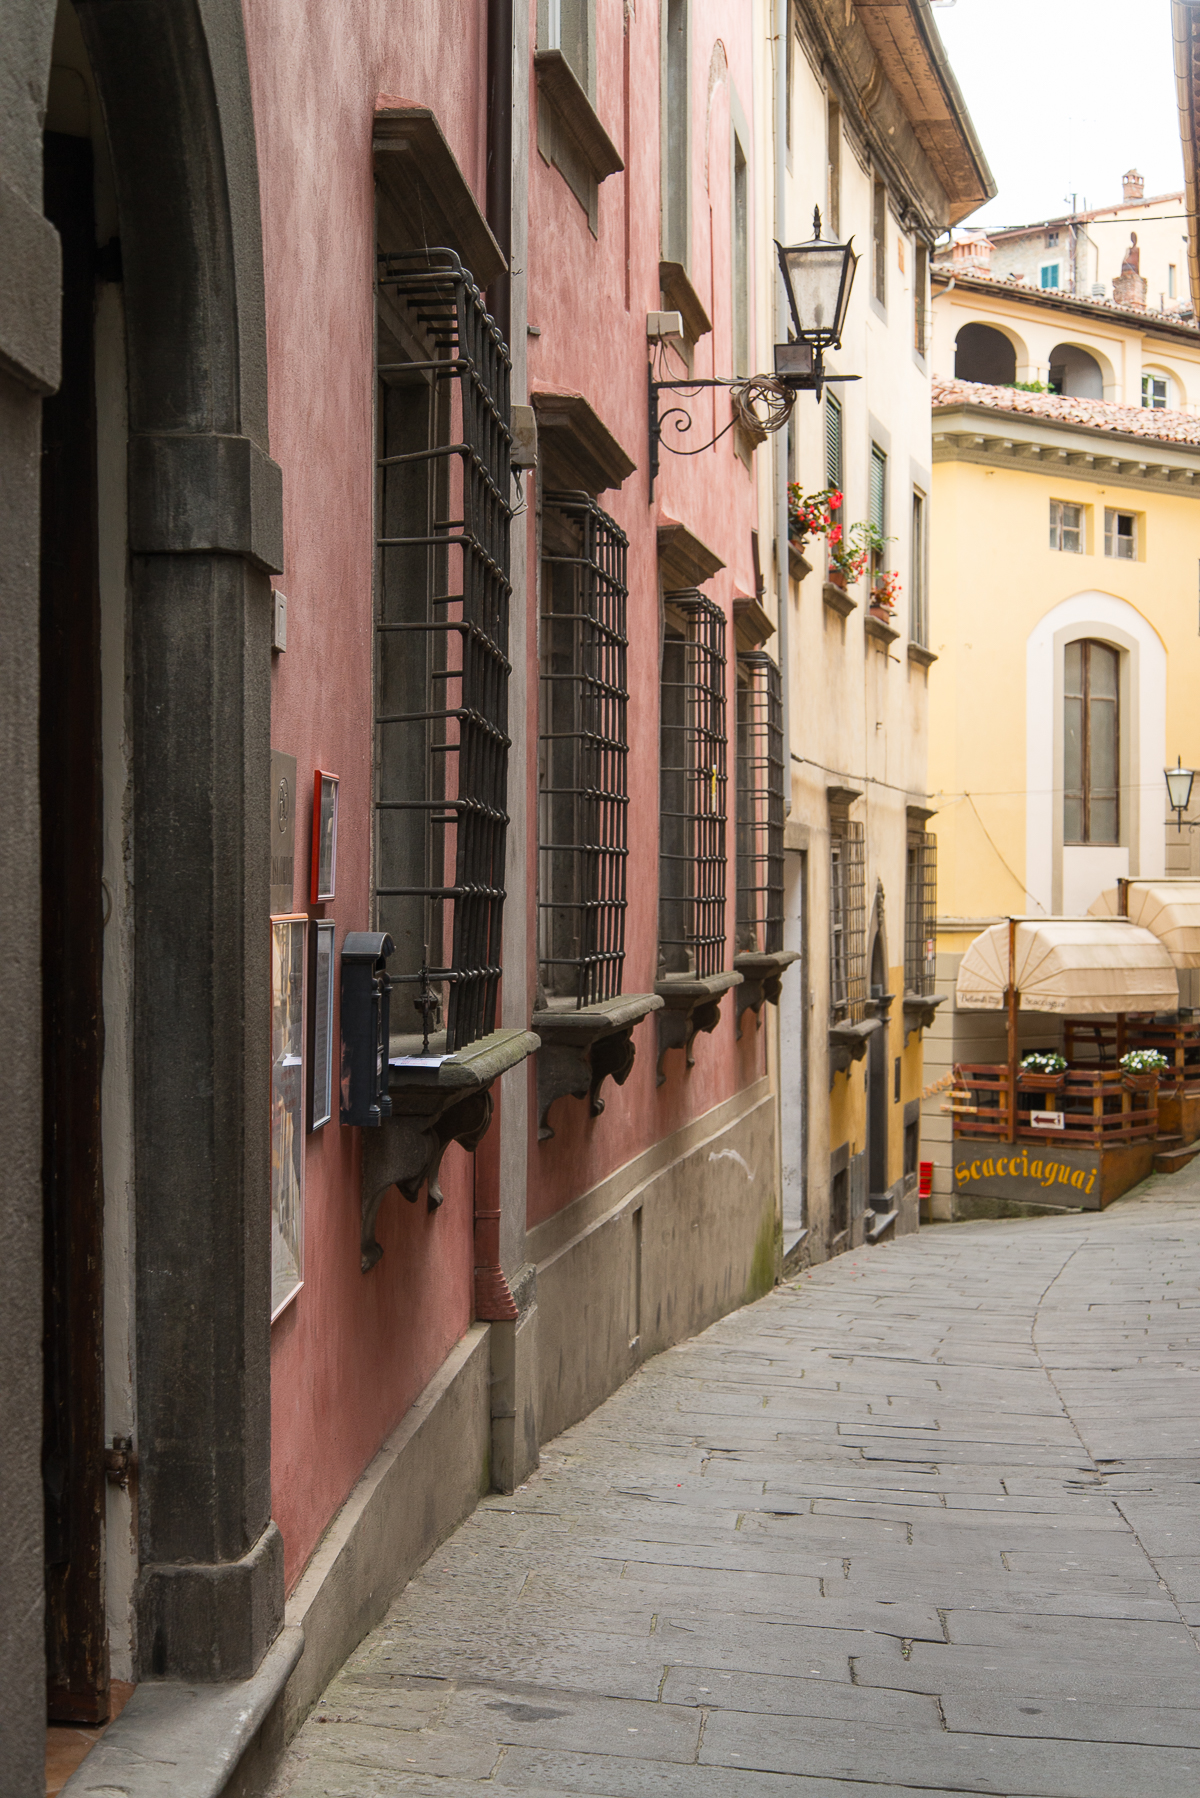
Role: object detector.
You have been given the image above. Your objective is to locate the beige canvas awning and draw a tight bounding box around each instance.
[1090,882,1200,968]
[956,920,1178,1014]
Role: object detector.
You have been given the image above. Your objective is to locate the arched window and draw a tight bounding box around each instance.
[1048,343,1103,400]
[954,322,1016,385]
[1064,640,1119,845]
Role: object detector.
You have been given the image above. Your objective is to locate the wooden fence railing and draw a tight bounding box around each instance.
[950,1063,1157,1148]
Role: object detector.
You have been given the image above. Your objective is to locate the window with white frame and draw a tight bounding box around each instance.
[1064,638,1120,846]
[1049,499,1084,554]
[910,488,928,646]
[1104,508,1137,560]
[1142,370,1171,410]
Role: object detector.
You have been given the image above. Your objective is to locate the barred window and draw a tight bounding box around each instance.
[830,821,866,1022]
[374,249,512,1051]
[538,493,630,1007]
[659,593,728,978]
[904,832,937,997]
[735,653,784,955]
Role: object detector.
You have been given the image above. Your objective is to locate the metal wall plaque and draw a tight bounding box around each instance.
[270,749,297,914]
[310,919,336,1130]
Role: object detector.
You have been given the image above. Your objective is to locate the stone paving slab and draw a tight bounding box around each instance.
[271,1168,1200,1798]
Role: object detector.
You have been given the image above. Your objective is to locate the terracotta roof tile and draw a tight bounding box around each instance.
[932,375,1200,446]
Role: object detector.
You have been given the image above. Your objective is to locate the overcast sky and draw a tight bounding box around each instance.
[932,0,1185,230]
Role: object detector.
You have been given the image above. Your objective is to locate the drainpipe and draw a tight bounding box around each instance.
[774,0,791,811]
[486,0,513,341]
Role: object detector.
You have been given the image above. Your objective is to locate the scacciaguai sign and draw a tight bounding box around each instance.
[953,1144,1097,1203]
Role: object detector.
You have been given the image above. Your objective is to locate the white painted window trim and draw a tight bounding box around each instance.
[1025,591,1165,915]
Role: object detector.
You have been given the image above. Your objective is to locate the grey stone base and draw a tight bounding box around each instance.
[62,1626,303,1797]
[138,1520,285,1682]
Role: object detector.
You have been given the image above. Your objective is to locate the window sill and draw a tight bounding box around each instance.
[531,993,663,1140]
[907,642,937,668]
[902,990,946,1043]
[534,50,624,186]
[788,542,813,584]
[659,259,713,343]
[828,1017,881,1084]
[360,1027,540,1271]
[654,970,743,1082]
[823,582,857,619]
[864,612,900,648]
[733,949,800,1036]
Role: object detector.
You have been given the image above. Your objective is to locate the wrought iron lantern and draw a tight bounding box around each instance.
[774,208,858,400]
[1165,756,1195,834]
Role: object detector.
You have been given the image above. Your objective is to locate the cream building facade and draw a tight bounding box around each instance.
[752,0,990,1259]
[922,269,1200,1218]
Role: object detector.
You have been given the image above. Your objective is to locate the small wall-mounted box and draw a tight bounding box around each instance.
[340,931,394,1127]
[271,589,288,653]
[510,403,538,470]
[647,310,684,342]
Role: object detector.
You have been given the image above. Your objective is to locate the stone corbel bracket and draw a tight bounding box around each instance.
[733,948,800,1037]
[532,992,663,1141]
[828,1016,881,1086]
[654,970,743,1084]
[903,990,947,1046]
[360,1026,539,1272]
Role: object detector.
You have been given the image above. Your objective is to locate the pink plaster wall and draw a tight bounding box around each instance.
[242,0,491,1592]
[524,1,765,1227]
[240,0,768,1596]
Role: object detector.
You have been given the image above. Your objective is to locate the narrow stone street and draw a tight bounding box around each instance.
[273,1171,1200,1798]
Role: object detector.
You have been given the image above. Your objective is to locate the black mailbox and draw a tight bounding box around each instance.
[340,932,394,1127]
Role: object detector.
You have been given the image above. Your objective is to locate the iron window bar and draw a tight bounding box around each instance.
[374,248,512,1052]
[659,592,728,980]
[905,833,938,998]
[830,822,866,1023]
[538,492,630,1008]
[736,652,784,955]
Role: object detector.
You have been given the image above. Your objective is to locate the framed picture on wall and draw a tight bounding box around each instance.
[310,919,336,1130]
[271,914,307,1320]
[311,770,339,903]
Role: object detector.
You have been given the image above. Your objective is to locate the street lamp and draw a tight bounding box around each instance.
[647,204,860,482]
[775,208,859,400]
[1166,756,1195,834]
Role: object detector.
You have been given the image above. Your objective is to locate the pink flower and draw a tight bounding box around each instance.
[829,524,843,545]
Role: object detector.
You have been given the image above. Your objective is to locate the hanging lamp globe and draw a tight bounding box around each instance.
[775,207,859,351]
[1165,756,1195,830]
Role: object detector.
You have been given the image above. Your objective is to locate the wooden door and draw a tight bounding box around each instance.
[41,127,109,1725]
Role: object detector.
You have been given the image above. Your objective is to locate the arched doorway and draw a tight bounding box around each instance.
[11,0,285,1740]
[867,918,890,1206]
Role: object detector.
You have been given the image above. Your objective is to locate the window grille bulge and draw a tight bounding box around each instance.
[374,249,512,1051]
[905,833,937,998]
[736,653,784,956]
[538,492,630,1007]
[659,593,728,979]
[830,821,866,1023]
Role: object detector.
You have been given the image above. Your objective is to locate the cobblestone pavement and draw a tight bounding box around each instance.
[272,1170,1200,1798]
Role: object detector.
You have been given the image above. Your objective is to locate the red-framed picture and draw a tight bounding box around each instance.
[311,769,339,903]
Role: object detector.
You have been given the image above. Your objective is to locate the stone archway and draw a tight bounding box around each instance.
[2,5,283,1768]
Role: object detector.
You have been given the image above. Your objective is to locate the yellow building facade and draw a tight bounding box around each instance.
[922,271,1200,1217]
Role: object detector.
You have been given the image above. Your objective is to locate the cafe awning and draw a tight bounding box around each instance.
[956,919,1178,1014]
[1090,881,1200,968]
